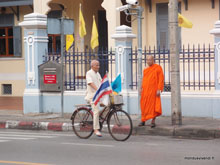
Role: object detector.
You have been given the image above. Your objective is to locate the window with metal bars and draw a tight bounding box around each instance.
[2,84,12,95]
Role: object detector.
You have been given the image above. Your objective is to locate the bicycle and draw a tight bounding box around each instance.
[70,95,133,141]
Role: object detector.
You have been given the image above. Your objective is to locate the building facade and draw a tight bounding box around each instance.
[0,0,219,113]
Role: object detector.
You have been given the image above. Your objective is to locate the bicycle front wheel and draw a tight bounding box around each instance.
[107,109,133,141]
[71,107,94,139]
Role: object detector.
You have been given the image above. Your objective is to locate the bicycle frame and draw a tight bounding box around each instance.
[71,104,123,128]
[99,104,123,129]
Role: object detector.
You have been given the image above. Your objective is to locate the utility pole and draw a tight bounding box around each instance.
[168,0,182,125]
[137,6,143,116]
[60,17,64,117]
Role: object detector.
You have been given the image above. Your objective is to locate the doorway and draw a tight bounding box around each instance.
[98,10,108,77]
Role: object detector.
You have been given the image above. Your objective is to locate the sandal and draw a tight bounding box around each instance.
[151,123,156,128]
[138,121,145,126]
[94,131,102,137]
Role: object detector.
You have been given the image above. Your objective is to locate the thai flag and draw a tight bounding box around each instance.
[92,74,112,106]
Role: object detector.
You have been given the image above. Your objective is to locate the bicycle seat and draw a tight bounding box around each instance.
[100,103,106,107]
[75,104,91,108]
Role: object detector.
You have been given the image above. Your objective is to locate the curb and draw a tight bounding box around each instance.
[133,125,220,139]
[0,120,219,139]
[0,121,72,131]
[133,125,173,136]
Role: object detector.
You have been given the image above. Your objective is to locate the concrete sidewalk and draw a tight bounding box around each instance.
[0,110,220,139]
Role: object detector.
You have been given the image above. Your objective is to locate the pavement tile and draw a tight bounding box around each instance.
[215,128,220,138]
[174,126,216,139]
[133,125,174,136]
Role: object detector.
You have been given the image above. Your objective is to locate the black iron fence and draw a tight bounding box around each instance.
[44,48,115,90]
[44,44,215,91]
[131,44,215,91]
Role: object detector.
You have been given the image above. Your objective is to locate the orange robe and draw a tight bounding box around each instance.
[140,64,164,122]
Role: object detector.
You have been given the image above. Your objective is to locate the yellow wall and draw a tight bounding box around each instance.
[82,0,105,49]
[0,0,219,97]
[138,0,218,47]
[48,0,104,50]
[0,6,32,97]
[181,0,218,46]
[0,59,26,96]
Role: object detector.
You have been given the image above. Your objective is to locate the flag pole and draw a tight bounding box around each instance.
[106,71,112,91]
[92,15,95,54]
[79,3,84,51]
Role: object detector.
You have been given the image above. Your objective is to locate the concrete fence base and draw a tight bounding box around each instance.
[23,90,220,119]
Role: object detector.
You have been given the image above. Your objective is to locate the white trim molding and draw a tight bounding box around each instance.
[116,45,124,83]
[24,88,41,96]
[216,42,220,84]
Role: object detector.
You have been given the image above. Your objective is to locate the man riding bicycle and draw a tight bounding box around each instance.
[85,60,103,137]
[72,61,132,141]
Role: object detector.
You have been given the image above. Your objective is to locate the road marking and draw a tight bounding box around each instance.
[0,131,76,143]
[144,143,160,146]
[0,137,35,140]
[0,133,54,138]
[0,131,75,137]
[0,140,10,142]
[62,142,114,148]
[0,160,51,165]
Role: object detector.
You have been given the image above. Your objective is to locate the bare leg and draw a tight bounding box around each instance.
[151,117,156,124]
[138,121,145,126]
[151,118,156,128]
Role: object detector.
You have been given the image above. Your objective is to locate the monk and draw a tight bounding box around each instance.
[139,55,164,128]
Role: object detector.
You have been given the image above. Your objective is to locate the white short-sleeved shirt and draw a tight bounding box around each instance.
[85,69,102,101]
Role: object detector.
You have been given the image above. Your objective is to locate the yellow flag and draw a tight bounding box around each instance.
[79,5,86,38]
[178,13,193,28]
[91,16,99,50]
[66,34,74,51]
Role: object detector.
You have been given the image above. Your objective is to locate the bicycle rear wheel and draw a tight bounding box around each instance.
[71,107,94,139]
[107,109,133,141]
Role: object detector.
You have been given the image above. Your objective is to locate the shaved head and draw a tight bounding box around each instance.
[146,56,154,66]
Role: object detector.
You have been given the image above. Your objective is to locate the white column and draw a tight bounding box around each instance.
[34,0,52,14]
[19,13,48,113]
[210,20,220,90]
[101,0,122,48]
[112,25,136,114]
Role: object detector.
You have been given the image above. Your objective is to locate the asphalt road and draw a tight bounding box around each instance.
[0,129,219,165]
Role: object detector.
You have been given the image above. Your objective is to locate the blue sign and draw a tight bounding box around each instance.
[47,18,74,35]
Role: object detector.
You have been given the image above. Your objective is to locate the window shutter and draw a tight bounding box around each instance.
[47,10,62,18]
[0,14,14,27]
[13,26,22,57]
